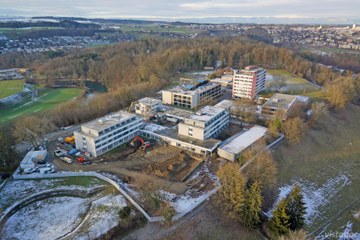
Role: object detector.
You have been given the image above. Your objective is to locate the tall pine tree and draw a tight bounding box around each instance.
[241,180,263,228]
[271,198,291,234]
[286,184,306,231]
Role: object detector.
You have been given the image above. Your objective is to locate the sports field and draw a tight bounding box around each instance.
[0,88,83,125]
[266,69,326,99]
[0,80,24,99]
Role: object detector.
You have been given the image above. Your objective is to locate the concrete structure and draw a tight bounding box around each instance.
[20,150,48,171]
[217,126,268,161]
[178,106,229,140]
[210,77,233,88]
[262,93,310,120]
[134,97,162,118]
[74,111,143,157]
[162,82,221,109]
[232,66,266,100]
[140,123,221,156]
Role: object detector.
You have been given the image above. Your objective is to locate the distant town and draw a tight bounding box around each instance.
[0,17,359,54]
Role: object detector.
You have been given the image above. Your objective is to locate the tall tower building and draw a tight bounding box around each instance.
[232,66,266,100]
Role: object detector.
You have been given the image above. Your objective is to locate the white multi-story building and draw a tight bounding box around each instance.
[74,111,143,157]
[162,83,221,109]
[178,105,229,140]
[232,66,266,100]
[134,97,162,118]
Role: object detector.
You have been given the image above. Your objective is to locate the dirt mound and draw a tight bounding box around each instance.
[145,152,199,181]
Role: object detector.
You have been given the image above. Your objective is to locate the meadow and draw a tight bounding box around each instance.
[0,80,24,99]
[0,88,83,125]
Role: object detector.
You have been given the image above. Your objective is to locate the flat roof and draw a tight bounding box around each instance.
[164,108,193,119]
[210,78,232,83]
[138,97,161,105]
[187,105,225,122]
[22,150,47,164]
[219,125,267,154]
[235,66,265,75]
[262,93,300,111]
[215,100,236,110]
[82,111,136,132]
[165,82,219,95]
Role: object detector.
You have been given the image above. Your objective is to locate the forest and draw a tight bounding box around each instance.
[0,36,359,140]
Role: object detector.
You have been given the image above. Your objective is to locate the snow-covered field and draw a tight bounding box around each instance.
[1,190,129,240]
[74,194,128,240]
[1,197,89,240]
[267,173,351,224]
[0,178,106,218]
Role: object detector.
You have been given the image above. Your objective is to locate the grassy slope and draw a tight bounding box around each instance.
[0,88,83,124]
[0,80,24,99]
[273,104,360,235]
[266,69,325,99]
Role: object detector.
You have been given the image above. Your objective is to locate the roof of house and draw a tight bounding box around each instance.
[263,93,309,111]
[187,105,226,122]
[82,111,137,132]
[138,97,162,105]
[219,125,267,155]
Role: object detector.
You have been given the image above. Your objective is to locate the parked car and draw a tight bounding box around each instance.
[37,160,47,165]
[54,149,65,157]
[23,168,37,174]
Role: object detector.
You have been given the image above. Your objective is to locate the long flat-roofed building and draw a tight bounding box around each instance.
[218,125,268,161]
[178,105,230,140]
[233,66,266,100]
[74,111,143,157]
[162,82,221,109]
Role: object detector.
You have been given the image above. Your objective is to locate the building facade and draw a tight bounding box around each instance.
[232,66,266,100]
[134,97,162,118]
[74,111,143,157]
[162,83,221,109]
[178,105,230,140]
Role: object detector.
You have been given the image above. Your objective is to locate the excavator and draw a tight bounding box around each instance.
[130,136,154,152]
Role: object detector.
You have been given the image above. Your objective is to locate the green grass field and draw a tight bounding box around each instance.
[266,69,325,99]
[0,88,83,125]
[272,104,360,236]
[0,80,24,99]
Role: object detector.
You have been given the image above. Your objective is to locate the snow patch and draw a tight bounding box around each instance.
[267,173,351,224]
[75,194,128,240]
[1,197,89,240]
[339,222,360,240]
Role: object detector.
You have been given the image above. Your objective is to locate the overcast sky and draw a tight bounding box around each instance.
[0,0,359,21]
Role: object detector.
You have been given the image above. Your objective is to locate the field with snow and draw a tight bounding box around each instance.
[272,104,360,238]
[0,194,129,240]
[0,177,106,217]
[0,176,134,240]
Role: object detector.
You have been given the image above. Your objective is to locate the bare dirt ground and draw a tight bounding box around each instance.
[53,145,191,194]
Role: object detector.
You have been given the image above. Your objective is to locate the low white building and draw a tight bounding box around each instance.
[20,150,48,171]
[178,105,230,140]
[74,111,143,157]
[134,97,162,118]
[262,93,310,120]
[217,125,268,161]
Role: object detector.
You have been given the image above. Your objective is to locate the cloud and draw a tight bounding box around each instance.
[0,0,359,21]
